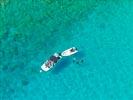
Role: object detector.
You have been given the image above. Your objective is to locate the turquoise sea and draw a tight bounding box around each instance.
[0,0,133,100]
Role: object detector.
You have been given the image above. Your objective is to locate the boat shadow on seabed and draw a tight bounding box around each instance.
[51,57,71,74]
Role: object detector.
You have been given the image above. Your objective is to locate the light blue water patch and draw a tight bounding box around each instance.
[0,0,133,100]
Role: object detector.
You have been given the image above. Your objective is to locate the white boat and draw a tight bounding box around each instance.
[40,47,78,72]
[61,47,78,57]
[40,53,62,72]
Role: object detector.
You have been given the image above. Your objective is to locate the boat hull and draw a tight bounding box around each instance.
[61,47,78,56]
[40,60,54,72]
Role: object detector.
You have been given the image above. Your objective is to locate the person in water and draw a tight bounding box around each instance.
[70,47,77,52]
[73,57,84,65]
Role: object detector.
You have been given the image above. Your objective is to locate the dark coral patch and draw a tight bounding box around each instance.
[21,79,29,86]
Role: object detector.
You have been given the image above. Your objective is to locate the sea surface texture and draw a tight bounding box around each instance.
[0,0,133,100]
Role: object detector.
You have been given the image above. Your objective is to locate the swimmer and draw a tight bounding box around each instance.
[72,57,84,65]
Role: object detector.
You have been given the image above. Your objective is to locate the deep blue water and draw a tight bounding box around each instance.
[0,0,133,100]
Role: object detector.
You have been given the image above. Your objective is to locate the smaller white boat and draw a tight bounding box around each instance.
[61,47,78,57]
[40,47,78,72]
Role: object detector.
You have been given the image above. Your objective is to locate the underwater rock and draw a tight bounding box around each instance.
[2,30,9,39]
[21,79,29,86]
[44,0,54,4]
[9,66,17,72]
[2,66,9,71]
[0,0,9,7]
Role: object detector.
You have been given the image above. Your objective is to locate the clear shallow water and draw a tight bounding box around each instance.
[0,0,133,100]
